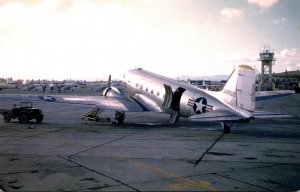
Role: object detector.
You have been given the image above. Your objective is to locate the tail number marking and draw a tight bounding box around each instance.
[222,89,236,97]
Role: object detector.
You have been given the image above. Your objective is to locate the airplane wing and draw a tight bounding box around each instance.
[189,109,242,121]
[0,94,146,112]
[255,90,295,101]
[189,109,293,122]
[252,111,292,118]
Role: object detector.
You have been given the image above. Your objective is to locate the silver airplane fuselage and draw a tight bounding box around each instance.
[122,68,229,119]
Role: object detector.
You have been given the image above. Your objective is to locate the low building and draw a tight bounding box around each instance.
[256,70,300,92]
[272,70,300,92]
[188,80,226,91]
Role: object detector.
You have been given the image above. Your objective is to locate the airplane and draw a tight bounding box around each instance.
[0,82,17,90]
[0,65,294,133]
[21,80,46,92]
[0,79,21,90]
[60,82,80,92]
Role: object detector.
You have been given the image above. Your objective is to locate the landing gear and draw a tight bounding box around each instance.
[220,121,232,134]
[115,111,125,124]
[170,111,180,123]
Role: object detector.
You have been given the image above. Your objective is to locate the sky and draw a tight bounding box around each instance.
[0,0,299,81]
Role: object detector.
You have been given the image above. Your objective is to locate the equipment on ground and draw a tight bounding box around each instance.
[81,107,110,122]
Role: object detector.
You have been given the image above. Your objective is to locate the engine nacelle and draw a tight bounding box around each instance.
[102,86,122,97]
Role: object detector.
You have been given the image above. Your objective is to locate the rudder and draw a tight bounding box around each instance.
[220,65,256,114]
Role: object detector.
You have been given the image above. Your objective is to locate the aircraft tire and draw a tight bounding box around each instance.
[170,111,180,123]
[115,112,125,124]
[221,121,232,134]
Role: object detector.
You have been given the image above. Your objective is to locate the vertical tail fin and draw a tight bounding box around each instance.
[221,65,256,114]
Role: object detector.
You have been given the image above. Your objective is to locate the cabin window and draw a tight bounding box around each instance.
[146,88,148,92]
[140,85,143,89]
[157,91,160,96]
[135,83,138,87]
[151,89,154,94]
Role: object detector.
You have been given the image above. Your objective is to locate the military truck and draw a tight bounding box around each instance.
[0,102,43,123]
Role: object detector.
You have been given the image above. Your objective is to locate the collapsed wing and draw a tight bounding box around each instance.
[255,90,295,101]
[0,94,146,112]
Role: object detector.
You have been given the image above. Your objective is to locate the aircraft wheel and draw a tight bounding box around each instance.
[115,112,125,124]
[3,112,11,123]
[220,121,232,134]
[19,114,29,124]
[170,111,179,123]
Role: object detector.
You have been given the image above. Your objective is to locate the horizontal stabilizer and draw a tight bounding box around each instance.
[252,111,293,118]
[255,90,295,101]
[189,110,241,122]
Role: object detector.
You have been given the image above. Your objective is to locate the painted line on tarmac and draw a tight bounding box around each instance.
[59,155,141,192]
[194,133,225,167]
[110,153,219,191]
[68,129,146,158]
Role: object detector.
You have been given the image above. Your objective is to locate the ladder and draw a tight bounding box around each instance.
[81,107,110,122]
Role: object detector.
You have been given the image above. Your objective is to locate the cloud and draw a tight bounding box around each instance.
[274,48,300,72]
[248,0,279,9]
[273,17,286,24]
[2,1,294,80]
[279,48,297,58]
[220,8,243,21]
[1,1,227,79]
[284,61,300,72]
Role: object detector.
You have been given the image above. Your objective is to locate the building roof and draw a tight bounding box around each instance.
[273,70,300,76]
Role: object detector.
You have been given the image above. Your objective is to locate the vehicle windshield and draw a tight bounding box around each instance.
[20,102,33,108]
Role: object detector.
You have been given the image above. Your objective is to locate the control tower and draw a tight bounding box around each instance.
[258,45,276,90]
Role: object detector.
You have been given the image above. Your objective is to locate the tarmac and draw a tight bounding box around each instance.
[0,88,300,191]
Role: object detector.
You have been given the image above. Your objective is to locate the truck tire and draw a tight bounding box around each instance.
[3,112,11,123]
[19,113,29,123]
[35,115,43,123]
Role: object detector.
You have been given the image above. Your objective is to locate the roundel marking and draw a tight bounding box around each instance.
[189,97,214,114]
[193,97,207,114]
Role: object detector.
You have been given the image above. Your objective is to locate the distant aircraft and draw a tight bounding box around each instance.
[0,65,294,133]
[0,82,17,90]
[22,83,42,91]
[60,82,79,92]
